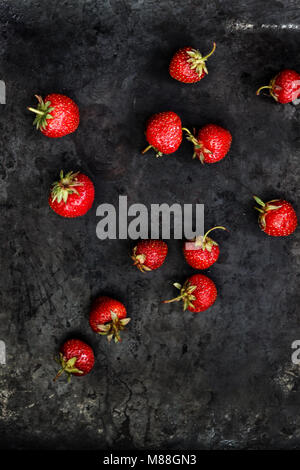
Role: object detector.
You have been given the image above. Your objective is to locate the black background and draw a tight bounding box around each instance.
[1,0,300,450]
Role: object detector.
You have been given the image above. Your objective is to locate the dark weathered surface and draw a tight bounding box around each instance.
[1,0,300,450]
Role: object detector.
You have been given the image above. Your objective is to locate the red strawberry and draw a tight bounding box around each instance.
[169,43,216,83]
[142,111,182,157]
[256,69,300,103]
[183,226,227,269]
[49,170,95,218]
[54,339,95,382]
[89,296,130,343]
[131,240,168,272]
[183,124,232,164]
[28,93,79,137]
[163,273,217,313]
[253,195,298,236]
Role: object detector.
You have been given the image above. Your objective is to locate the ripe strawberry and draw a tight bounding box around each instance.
[169,43,216,83]
[142,111,182,157]
[131,240,168,272]
[54,339,95,382]
[256,69,300,103]
[49,170,95,218]
[183,226,227,269]
[28,93,79,137]
[183,124,232,164]
[89,296,130,343]
[163,273,217,313]
[253,195,298,236]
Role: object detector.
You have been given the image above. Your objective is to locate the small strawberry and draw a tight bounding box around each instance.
[28,93,79,137]
[49,170,95,218]
[253,195,298,236]
[131,240,168,272]
[169,43,216,83]
[142,111,182,157]
[183,226,227,269]
[183,124,232,164]
[256,69,300,103]
[163,273,217,313]
[54,339,95,382]
[89,296,130,343]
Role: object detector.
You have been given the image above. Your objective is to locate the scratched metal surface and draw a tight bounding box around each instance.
[1,0,300,450]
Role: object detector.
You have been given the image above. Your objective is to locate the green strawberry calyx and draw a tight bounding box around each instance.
[182,127,212,163]
[53,353,84,383]
[97,311,131,343]
[193,226,227,251]
[163,280,197,311]
[256,76,278,101]
[27,95,55,130]
[253,195,282,229]
[131,246,152,272]
[186,42,216,77]
[50,170,83,204]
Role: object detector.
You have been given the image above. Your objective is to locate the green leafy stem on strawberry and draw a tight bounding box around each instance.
[27,95,55,130]
[182,127,211,163]
[53,353,83,383]
[97,311,131,343]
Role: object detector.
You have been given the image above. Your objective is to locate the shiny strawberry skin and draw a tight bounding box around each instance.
[41,94,79,137]
[134,240,168,270]
[272,69,300,103]
[169,47,206,83]
[89,296,127,333]
[60,339,95,376]
[259,200,298,236]
[187,274,217,312]
[145,111,182,154]
[49,173,95,218]
[195,124,232,163]
[183,241,219,269]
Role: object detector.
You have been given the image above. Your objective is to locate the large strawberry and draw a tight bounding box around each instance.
[183,226,227,269]
[54,339,95,382]
[28,93,79,137]
[49,170,95,218]
[163,273,217,313]
[131,240,168,272]
[256,69,300,103]
[142,111,182,157]
[169,43,216,83]
[89,296,130,343]
[183,124,232,163]
[253,195,298,236]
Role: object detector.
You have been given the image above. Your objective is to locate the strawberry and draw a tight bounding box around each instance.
[253,195,298,236]
[183,124,232,164]
[54,339,95,382]
[49,170,95,218]
[169,43,216,83]
[163,273,217,313]
[28,93,79,137]
[183,226,227,269]
[142,111,182,157]
[256,69,300,103]
[131,240,168,272]
[89,296,130,343]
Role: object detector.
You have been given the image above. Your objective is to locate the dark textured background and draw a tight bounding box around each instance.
[1,0,300,450]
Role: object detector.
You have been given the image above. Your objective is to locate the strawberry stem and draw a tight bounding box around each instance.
[256,85,272,96]
[142,145,152,154]
[203,226,227,243]
[201,42,216,61]
[27,107,45,116]
[162,295,183,304]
